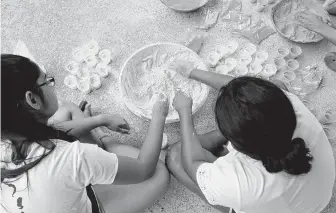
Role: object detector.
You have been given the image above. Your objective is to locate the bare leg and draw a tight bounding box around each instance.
[197,130,229,157]
[70,104,105,148]
[93,143,170,213]
[165,131,231,213]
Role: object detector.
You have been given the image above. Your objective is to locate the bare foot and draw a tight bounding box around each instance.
[324,52,336,72]
[324,0,336,15]
[82,103,117,149]
[83,103,92,117]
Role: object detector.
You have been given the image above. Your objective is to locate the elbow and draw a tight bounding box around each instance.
[138,162,156,181]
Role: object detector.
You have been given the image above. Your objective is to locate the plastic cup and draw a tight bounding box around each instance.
[85,40,100,56]
[95,63,111,78]
[274,57,286,70]
[99,49,112,64]
[287,59,300,71]
[249,62,263,75]
[227,41,239,55]
[72,48,85,63]
[65,61,79,75]
[216,64,231,75]
[89,74,102,90]
[64,75,78,90]
[278,46,290,58]
[235,65,249,76]
[243,43,257,56]
[288,45,302,59]
[207,51,221,67]
[77,79,92,94]
[77,67,91,79]
[85,55,98,68]
[255,50,269,64]
[238,53,253,65]
[225,58,238,71]
[283,70,296,82]
[263,64,277,76]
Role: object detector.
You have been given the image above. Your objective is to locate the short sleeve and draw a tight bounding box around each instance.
[196,161,241,209]
[76,143,119,186]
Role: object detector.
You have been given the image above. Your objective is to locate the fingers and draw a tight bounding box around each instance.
[117,127,131,134]
[120,122,130,130]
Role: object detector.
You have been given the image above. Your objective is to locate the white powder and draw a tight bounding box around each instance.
[121,44,208,122]
[272,0,329,43]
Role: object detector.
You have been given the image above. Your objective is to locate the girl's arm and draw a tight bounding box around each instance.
[190,68,234,91]
[52,115,105,137]
[113,114,166,184]
[178,108,210,184]
[113,97,169,184]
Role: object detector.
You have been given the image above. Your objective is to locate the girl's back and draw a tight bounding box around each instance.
[1,140,119,213]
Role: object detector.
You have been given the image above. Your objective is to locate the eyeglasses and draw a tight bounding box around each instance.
[34,77,55,89]
[16,77,56,108]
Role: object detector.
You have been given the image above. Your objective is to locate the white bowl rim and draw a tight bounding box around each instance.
[119,42,210,124]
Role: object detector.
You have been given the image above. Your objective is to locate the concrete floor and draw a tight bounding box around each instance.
[2,0,336,212]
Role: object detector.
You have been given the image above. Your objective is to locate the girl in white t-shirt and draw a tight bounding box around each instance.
[166,62,335,213]
[1,54,170,213]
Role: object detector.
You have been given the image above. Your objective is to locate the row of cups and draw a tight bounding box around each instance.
[272,45,303,82]
[211,42,278,79]
[64,40,116,94]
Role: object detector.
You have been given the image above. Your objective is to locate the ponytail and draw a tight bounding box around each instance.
[261,138,313,175]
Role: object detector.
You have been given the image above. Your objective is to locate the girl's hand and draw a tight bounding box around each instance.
[297,10,329,33]
[152,94,169,118]
[103,115,130,134]
[167,60,195,78]
[173,91,193,114]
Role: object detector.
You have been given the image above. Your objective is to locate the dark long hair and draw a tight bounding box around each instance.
[215,77,313,175]
[1,54,74,182]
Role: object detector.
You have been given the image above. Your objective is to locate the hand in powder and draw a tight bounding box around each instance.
[173,91,193,113]
[297,10,329,33]
[153,94,169,118]
[167,59,195,78]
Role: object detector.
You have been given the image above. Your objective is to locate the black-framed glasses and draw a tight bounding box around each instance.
[34,77,55,89]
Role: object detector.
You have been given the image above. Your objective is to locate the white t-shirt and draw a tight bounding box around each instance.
[196,92,336,213]
[0,140,119,213]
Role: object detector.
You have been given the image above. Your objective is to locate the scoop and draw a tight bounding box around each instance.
[324,52,336,72]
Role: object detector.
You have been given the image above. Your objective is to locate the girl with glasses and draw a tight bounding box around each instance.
[1,54,170,213]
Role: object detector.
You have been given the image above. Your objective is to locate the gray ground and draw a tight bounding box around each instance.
[1,0,336,212]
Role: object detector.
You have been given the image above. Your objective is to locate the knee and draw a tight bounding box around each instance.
[165,142,183,173]
[154,161,170,188]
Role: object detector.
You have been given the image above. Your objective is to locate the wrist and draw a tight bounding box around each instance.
[98,114,108,126]
[152,113,167,122]
[189,68,197,79]
[178,107,192,116]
